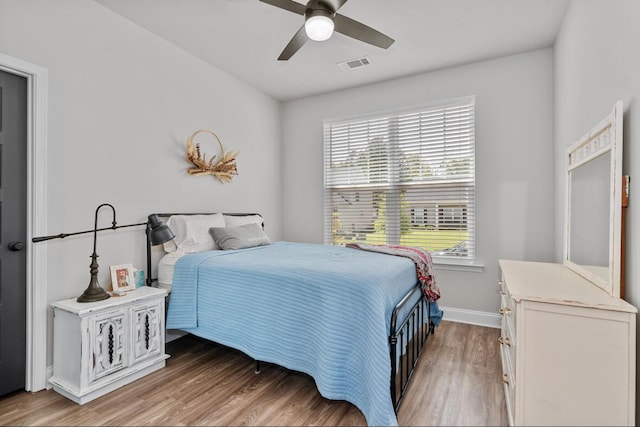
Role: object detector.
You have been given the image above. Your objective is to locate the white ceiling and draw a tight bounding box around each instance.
[95,0,570,101]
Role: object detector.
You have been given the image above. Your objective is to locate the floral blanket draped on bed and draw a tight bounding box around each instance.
[345,242,442,302]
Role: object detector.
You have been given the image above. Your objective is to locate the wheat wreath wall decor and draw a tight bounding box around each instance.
[186,129,238,183]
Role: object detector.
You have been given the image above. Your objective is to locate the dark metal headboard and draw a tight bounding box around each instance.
[145,212,263,286]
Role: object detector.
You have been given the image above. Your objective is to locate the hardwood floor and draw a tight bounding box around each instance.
[0,321,508,426]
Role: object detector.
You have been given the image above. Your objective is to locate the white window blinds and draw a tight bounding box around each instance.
[324,97,476,259]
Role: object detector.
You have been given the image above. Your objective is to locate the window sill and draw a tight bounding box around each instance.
[432,257,484,273]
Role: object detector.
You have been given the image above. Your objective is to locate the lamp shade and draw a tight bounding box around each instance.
[305,9,334,41]
[147,214,175,246]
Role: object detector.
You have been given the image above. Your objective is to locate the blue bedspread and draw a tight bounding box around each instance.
[166,241,435,426]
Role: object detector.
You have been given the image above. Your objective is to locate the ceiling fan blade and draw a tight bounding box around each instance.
[278,25,309,60]
[259,0,306,15]
[334,0,348,10]
[334,13,395,49]
[320,0,348,12]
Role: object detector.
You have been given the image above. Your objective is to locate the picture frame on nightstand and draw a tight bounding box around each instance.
[110,263,135,292]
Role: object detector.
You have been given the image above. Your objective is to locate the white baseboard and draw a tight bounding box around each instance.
[440,305,501,329]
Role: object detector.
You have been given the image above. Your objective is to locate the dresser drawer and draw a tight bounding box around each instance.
[500,279,516,331]
[499,279,517,385]
[500,336,515,426]
[503,314,516,377]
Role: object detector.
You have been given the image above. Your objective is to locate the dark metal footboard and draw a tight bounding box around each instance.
[389,285,434,412]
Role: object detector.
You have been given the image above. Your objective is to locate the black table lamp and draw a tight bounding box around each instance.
[147,214,175,246]
[32,204,175,303]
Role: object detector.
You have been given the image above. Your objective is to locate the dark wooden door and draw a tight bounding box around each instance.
[0,69,27,396]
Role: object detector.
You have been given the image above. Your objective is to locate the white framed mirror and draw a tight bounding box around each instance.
[564,100,623,297]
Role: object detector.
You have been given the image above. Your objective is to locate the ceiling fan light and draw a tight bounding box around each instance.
[305,14,334,41]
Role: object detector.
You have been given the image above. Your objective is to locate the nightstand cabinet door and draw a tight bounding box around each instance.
[89,312,128,382]
[131,300,163,364]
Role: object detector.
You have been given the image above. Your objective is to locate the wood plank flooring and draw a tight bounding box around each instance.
[0,321,508,426]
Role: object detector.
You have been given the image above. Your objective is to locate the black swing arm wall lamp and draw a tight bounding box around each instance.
[32,203,175,303]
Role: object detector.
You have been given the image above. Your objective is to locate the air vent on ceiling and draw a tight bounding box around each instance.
[337,56,372,71]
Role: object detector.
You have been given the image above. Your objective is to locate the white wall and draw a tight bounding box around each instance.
[554,0,640,420]
[282,49,555,314]
[0,0,282,365]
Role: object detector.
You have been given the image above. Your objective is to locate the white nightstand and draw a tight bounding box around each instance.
[49,286,169,404]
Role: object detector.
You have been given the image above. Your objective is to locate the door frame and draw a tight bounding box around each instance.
[0,52,48,392]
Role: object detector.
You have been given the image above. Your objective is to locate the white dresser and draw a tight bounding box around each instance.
[499,259,636,426]
[49,286,169,404]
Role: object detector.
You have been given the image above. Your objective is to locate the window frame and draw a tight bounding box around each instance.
[323,96,481,269]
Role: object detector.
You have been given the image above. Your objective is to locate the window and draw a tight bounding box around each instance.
[323,97,476,259]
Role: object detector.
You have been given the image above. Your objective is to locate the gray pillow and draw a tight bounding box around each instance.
[209,223,271,250]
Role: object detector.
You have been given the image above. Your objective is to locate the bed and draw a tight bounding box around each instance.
[148,213,442,426]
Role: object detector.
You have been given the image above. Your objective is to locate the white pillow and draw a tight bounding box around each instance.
[163,213,226,253]
[157,251,185,285]
[223,214,264,228]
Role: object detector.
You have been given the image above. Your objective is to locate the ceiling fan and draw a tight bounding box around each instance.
[259,0,395,61]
